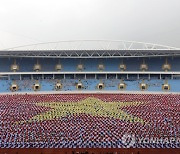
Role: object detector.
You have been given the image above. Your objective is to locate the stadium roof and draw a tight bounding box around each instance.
[0,40,180,58]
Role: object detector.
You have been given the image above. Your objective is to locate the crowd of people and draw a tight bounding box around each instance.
[0,93,179,148]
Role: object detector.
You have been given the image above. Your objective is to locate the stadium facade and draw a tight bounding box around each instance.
[0,40,180,93]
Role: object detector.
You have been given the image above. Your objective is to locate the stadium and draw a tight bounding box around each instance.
[0,40,180,154]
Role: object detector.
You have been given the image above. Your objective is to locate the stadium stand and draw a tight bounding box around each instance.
[0,57,180,72]
[0,79,180,92]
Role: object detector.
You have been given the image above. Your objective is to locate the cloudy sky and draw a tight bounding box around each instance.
[0,0,180,49]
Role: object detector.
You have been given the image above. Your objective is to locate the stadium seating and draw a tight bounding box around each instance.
[0,57,180,72]
[0,94,179,148]
[0,79,180,92]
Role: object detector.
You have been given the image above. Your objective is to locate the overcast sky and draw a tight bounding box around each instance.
[0,0,180,49]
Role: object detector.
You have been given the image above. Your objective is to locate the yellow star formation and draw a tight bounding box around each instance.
[19,97,148,125]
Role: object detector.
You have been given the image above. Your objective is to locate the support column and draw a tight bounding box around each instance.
[171,74,173,80]
[85,74,86,79]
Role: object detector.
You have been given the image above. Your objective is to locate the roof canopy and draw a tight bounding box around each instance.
[0,40,180,58]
